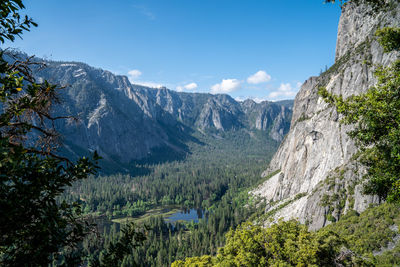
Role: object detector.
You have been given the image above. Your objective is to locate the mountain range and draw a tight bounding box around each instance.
[24,58,293,173]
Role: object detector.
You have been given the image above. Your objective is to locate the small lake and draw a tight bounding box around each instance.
[110,206,207,225]
[166,208,205,223]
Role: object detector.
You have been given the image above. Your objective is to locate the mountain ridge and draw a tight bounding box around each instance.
[10,54,294,173]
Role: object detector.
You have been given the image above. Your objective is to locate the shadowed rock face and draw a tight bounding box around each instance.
[253,0,400,230]
[25,58,292,173]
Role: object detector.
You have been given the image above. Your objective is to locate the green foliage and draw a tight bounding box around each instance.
[0,0,37,43]
[261,193,308,221]
[319,60,400,202]
[174,220,369,267]
[318,27,400,202]
[74,188,259,267]
[297,113,311,123]
[56,110,278,266]
[172,255,214,267]
[256,169,280,187]
[374,240,400,266]
[317,166,359,222]
[376,27,400,52]
[60,129,277,219]
[324,203,400,258]
[0,1,100,265]
[174,203,400,266]
[98,223,147,267]
[57,133,268,266]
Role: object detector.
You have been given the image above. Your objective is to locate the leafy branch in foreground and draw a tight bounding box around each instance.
[0,0,37,43]
[0,51,101,266]
[0,1,101,265]
[318,27,400,202]
[95,223,147,267]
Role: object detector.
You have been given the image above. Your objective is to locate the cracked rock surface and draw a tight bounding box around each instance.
[253,0,400,230]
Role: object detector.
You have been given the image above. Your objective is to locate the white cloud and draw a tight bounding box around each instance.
[134,81,164,88]
[268,83,300,99]
[127,70,165,88]
[247,70,271,84]
[234,96,246,102]
[235,96,268,103]
[127,69,142,82]
[211,79,241,94]
[175,82,198,92]
[252,97,269,103]
[184,82,198,90]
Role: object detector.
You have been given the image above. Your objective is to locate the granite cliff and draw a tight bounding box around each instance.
[252,0,400,230]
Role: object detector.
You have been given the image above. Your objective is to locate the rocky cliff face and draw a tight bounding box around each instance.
[240,99,292,141]
[252,0,400,230]
[27,58,292,173]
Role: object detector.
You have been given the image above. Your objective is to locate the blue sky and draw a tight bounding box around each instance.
[7,0,341,101]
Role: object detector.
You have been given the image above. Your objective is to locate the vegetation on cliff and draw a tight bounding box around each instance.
[319,26,400,202]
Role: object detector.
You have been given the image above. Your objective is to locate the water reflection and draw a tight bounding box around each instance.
[166,208,206,223]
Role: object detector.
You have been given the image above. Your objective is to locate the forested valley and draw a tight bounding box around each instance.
[56,130,278,266]
[4,0,400,266]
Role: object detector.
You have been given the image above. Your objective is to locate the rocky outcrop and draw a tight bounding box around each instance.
[253,0,400,230]
[240,99,292,141]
